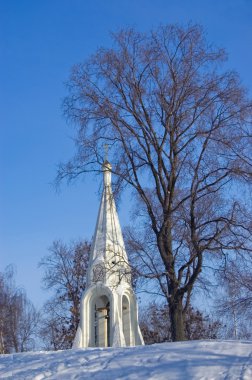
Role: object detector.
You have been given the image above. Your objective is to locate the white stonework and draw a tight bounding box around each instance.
[73,161,144,348]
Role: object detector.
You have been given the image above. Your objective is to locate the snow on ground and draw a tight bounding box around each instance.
[0,340,252,380]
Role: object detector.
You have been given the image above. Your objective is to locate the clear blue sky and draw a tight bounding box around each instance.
[1,0,252,309]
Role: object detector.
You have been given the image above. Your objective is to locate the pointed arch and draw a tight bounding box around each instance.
[122,294,131,346]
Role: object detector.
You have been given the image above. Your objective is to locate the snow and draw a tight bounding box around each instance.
[1,340,252,379]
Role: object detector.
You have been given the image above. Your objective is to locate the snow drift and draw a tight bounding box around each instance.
[1,340,252,379]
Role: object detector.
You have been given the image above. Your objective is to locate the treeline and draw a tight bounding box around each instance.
[1,239,251,353]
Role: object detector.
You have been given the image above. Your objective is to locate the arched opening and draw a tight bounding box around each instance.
[122,295,131,346]
[94,295,110,347]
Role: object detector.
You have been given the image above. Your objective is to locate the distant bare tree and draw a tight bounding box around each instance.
[39,240,90,350]
[0,266,40,354]
[58,25,252,340]
[215,256,252,339]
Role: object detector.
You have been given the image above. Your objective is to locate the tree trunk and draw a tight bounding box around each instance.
[169,296,185,341]
[158,229,186,341]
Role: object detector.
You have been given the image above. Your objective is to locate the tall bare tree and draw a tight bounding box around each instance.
[58,25,252,340]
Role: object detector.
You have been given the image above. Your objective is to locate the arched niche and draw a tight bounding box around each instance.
[93,295,110,347]
[122,294,131,346]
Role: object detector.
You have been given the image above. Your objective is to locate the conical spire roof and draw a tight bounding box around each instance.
[87,162,129,285]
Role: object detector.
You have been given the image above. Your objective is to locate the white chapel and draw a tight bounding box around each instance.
[73,161,144,348]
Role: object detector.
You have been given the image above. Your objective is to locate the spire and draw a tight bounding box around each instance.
[74,159,144,348]
[87,161,129,285]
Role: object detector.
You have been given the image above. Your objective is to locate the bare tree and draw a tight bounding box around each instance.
[39,240,90,349]
[0,266,40,353]
[58,25,252,340]
[215,256,252,339]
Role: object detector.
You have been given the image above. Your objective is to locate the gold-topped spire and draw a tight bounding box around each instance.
[73,150,144,349]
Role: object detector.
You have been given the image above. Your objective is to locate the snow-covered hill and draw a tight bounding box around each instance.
[1,340,252,380]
